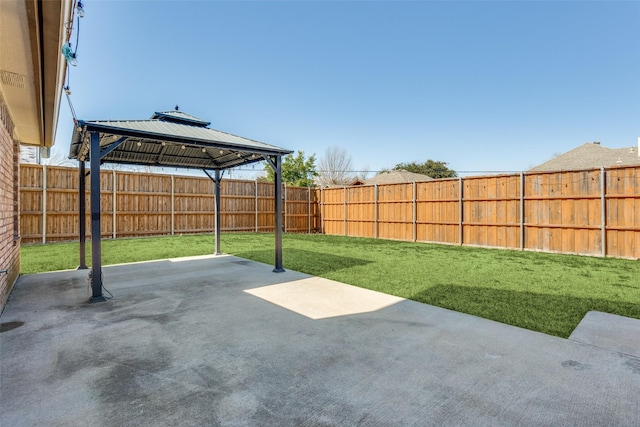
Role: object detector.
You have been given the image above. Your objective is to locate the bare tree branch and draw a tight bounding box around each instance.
[41,148,76,167]
[317,146,354,186]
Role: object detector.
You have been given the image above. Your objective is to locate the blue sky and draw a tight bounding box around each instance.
[54,0,640,177]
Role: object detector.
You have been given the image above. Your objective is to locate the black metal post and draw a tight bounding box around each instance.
[273,155,284,272]
[78,161,87,269]
[89,132,105,303]
[214,169,222,255]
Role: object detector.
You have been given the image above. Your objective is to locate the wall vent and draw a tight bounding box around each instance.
[0,71,27,89]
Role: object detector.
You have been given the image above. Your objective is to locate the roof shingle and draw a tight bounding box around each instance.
[529,142,640,172]
[365,170,433,185]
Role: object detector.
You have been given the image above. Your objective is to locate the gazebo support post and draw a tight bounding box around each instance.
[273,155,284,272]
[77,161,87,270]
[204,169,223,255]
[214,169,222,255]
[262,155,285,272]
[89,132,105,303]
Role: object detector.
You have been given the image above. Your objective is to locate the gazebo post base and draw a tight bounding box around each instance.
[88,295,107,304]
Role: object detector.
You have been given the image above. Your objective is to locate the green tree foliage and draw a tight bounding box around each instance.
[393,159,457,178]
[262,150,318,187]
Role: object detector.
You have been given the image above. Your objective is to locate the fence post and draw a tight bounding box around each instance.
[458,177,463,245]
[42,165,47,244]
[171,175,175,235]
[343,186,347,236]
[600,167,606,257]
[320,187,324,234]
[112,170,116,239]
[283,183,287,233]
[520,172,524,251]
[374,184,378,239]
[255,179,259,233]
[307,186,311,234]
[412,181,417,242]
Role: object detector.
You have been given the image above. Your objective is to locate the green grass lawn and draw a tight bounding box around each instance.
[21,233,640,338]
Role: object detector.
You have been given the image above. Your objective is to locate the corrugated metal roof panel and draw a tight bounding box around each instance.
[68,113,292,170]
[89,120,284,151]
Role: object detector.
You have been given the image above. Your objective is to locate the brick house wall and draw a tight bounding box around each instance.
[0,93,20,312]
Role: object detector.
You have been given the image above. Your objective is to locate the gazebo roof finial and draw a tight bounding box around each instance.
[175,105,179,111]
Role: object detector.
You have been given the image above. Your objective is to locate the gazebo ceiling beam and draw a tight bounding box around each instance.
[98,148,266,170]
[262,154,276,170]
[156,141,170,164]
[98,136,128,161]
[201,147,222,169]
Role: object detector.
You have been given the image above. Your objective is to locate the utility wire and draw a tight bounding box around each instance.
[73,16,80,55]
[65,89,78,122]
[63,1,81,124]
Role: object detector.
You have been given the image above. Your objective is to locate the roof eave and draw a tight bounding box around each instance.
[2,0,71,147]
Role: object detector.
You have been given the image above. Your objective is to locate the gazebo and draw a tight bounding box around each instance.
[69,109,292,303]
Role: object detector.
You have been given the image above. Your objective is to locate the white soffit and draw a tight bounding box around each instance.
[0,0,40,144]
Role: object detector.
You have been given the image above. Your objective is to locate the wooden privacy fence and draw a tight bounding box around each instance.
[319,166,640,259]
[19,164,640,258]
[20,164,319,244]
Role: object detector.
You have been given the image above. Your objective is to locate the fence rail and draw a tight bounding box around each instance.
[20,165,319,244]
[319,166,640,259]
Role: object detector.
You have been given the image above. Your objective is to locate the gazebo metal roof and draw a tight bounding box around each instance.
[68,109,291,303]
[69,110,292,170]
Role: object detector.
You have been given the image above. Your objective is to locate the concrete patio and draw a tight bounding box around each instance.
[1,254,638,426]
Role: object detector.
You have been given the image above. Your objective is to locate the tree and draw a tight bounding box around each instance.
[392,159,457,178]
[40,147,76,167]
[354,163,371,182]
[262,150,318,187]
[317,146,355,187]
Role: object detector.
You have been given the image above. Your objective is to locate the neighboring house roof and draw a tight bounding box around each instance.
[529,142,640,172]
[365,170,433,185]
[347,178,367,186]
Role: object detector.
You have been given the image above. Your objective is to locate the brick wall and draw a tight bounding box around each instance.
[0,93,20,313]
